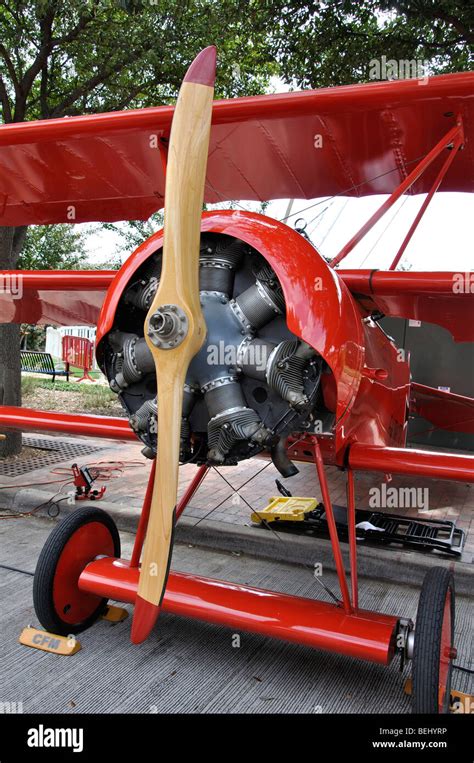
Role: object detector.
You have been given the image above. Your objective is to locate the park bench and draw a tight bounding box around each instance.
[20,351,69,383]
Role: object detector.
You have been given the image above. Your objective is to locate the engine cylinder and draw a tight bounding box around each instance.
[237,337,275,380]
[129,397,157,433]
[199,236,244,294]
[234,264,284,330]
[124,276,159,311]
[204,379,244,418]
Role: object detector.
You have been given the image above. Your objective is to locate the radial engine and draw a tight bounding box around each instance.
[99,234,328,477]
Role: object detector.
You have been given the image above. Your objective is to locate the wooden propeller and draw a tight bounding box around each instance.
[131,46,216,644]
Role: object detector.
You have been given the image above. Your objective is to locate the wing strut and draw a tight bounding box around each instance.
[331,116,464,269]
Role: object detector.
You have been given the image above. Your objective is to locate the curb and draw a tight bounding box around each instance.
[3,486,473,596]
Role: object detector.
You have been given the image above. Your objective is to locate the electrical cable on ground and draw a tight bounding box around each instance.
[0,460,146,520]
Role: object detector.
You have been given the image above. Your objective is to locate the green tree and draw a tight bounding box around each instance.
[20,324,46,351]
[102,212,164,257]
[16,225,89,356]
[18,224,86,270]
[270,1,473,88]
[0,0,278,455]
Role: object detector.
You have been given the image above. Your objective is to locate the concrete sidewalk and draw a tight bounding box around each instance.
[0,432,473,593]
[1,518,472,714]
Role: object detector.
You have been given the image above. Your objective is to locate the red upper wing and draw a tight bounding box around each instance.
[1,72,473,226]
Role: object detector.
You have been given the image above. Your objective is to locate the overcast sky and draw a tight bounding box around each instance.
[82,191,473,272]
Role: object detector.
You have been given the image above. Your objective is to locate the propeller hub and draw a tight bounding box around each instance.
[147,304,188,349]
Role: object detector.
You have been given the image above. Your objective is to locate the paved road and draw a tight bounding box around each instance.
[0,516,472,714]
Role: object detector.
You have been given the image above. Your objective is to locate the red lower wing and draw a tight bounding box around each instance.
[410,382,474,434]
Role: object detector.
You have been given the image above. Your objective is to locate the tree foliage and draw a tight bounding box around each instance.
[0,0,278,125]
[102,213,164,257]
[270,1,473,89]
[17,224,86,270]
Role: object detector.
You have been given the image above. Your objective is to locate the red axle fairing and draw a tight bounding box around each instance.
[78,557,398,665]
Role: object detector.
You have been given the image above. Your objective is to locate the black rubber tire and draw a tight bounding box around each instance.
[33,507,121,636]
[412,566,455,714]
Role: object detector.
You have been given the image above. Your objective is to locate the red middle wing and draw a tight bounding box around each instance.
[340,270,474,342]
[0,271,114,326]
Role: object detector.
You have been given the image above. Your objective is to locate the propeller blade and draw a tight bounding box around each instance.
[131,46,216,644]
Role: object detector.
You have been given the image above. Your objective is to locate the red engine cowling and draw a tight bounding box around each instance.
[96,210,409,468]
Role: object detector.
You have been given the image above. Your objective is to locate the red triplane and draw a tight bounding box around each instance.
[0,48,473,713]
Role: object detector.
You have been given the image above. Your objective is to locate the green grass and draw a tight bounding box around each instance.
[68,365,101,380]
[46,359,102,380]
[21,375,117,409]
